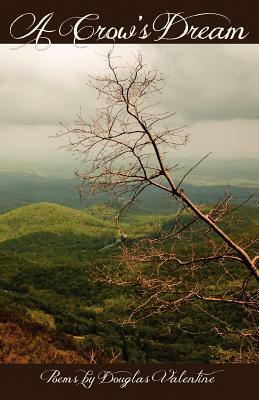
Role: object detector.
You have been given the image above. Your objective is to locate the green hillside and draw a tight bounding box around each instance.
[0,202,258,363]
[0,202,119,265]
[0,202,109,240]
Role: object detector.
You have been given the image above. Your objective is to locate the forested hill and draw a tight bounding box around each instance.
[0,201,258,363]
[0,202,118,260]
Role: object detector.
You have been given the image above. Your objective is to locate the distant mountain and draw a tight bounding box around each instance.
[0,173,258,215]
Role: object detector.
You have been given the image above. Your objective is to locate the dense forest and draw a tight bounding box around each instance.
[0,197,258,363]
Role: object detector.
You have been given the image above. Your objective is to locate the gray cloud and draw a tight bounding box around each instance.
[0,44,258,162]
[146,45,259,121]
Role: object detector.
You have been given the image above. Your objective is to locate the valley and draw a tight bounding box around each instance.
[0,196,258,363]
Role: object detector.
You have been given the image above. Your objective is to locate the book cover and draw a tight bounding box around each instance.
[0,1,258,399]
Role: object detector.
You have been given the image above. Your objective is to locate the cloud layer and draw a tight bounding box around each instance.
[0,44,258,161]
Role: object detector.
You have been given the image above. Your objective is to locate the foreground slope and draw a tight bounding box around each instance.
[0,202,258,363]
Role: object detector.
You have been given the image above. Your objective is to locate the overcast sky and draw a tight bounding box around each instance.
[0,44,258,166]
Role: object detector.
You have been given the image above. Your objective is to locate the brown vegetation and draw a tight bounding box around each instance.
[0,322,87,363]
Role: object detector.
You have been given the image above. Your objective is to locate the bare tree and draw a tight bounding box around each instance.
[56,50,259,354]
